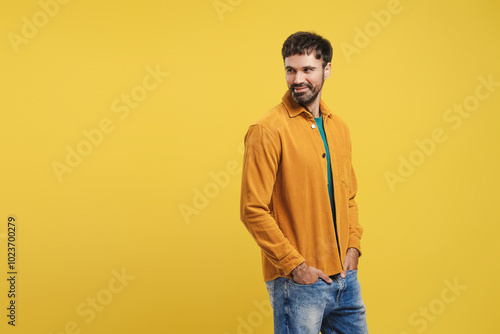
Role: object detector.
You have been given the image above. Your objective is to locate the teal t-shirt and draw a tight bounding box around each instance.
[314,116,336,222]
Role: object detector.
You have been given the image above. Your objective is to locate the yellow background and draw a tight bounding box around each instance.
[1,0,499,333]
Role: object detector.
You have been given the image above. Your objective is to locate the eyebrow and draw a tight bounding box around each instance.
[285,65,317,70]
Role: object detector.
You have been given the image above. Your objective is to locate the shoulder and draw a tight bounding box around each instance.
[331,111,349,129]
[255,102,288,130]
[330,112,352,139]
[246,102,288,139]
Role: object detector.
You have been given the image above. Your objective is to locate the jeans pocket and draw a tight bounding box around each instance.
[288,277,323,287]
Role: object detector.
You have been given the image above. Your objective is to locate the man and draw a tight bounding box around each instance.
[240,31,368,333]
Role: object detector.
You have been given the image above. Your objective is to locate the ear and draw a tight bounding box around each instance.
[323,62,332,80]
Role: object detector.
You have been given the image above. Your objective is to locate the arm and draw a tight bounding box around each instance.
[341,134,363,278]
[240,124,304,276]
[347,161,363,256]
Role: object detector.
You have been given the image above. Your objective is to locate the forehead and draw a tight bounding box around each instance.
[284,52,323,68]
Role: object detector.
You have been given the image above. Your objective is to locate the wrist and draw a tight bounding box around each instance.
[291,262,307,277]
[347,247,360,256]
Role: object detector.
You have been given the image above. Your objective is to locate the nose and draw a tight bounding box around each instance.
[294,71,305,85]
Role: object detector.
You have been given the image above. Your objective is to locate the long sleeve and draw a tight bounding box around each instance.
[240,124,305,275]
[346,137,363,256]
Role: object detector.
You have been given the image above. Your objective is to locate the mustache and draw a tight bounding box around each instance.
[291,84,311,89]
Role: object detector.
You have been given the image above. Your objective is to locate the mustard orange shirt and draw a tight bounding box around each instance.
[240,90,363,282]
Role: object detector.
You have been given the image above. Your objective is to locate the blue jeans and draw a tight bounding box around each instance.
[265,270,368,334]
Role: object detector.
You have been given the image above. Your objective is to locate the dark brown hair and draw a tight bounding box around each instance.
[281,31,333,68]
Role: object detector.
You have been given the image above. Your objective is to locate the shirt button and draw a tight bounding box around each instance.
[311,124,316,129]
[322,153,326,158]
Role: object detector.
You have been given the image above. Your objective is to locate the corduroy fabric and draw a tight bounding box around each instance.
[240,90,363,282]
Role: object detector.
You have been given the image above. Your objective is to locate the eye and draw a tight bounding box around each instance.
[287,69,295,73]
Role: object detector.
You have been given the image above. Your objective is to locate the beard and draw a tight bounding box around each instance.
[289,78,324,106]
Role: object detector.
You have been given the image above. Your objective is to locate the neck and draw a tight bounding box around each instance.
[302,91,322,118]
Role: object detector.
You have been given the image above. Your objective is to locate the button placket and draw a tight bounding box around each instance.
[309,118,328,186]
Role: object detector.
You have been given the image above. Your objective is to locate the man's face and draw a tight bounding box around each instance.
[284,52,331,106]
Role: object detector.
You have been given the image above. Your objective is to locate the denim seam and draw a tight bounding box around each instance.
[337,277,345,305]
[326,316,337,334]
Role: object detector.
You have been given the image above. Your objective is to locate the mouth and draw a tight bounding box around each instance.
[293,86,309,93]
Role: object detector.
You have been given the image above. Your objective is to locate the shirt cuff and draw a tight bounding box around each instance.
[277,249,306,276]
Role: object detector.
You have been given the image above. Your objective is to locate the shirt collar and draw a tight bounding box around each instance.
[282,90,333,118]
